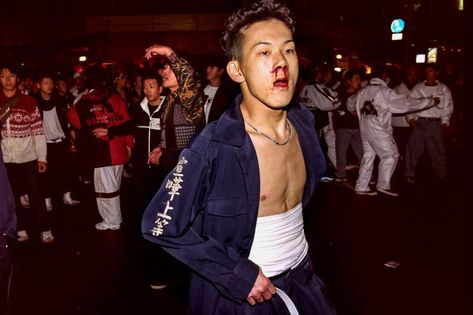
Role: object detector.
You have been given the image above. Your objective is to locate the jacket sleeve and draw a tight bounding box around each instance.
[30,105,47,162]
[67,106,81,130]
[383,88,435,115]
[141,148,259,303]
[168,53,205,124]
[440,86,454,125]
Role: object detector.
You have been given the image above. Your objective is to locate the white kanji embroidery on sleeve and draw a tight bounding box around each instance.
[151,156,189,236]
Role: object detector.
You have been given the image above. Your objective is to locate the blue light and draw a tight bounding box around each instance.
[390,19,405,33]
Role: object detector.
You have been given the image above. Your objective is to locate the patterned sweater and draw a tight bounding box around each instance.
[0,90,47,163]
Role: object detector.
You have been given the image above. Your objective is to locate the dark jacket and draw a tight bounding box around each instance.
[332,88,360,130]
[142,95,326,313]
[34,92,70,139]
[130,97,165,167]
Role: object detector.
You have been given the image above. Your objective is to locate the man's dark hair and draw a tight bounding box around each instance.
[84,64,107,89]
[35,71,55,82]
[0,61,20,76]
[142,70,162,86]
[221,0,295,61]
[344,69,361,82]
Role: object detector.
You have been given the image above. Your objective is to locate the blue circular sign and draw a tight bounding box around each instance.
[390,19,405,33]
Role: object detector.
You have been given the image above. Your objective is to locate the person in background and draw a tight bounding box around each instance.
[202,55,238,125]
[33,72,80,211]
[347,67,438,197]
[67,65,134,231]
[333,69,363,182]
[0,62,54,243]
[404,63,454,184]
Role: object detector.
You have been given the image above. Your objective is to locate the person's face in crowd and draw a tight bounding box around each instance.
[24,77,33,93]
[75,76,86,90]
[347,73,361,91]
[38,78,54,96]
[0,68,18,92]
[424,66,438,83]
[134,75,143,91]
[143,78,163,105]
[206,66,223,82]
[115,72,127,89]
[229,18,298,110]
[55,79,68,95]
[405,67,419,86]
[158,64,179,92]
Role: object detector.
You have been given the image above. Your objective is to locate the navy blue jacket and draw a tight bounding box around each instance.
[0,145,16,238]
[142,94,326,312]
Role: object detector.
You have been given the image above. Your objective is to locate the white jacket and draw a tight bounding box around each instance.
[348,78,435,142]
[409,80,454,125]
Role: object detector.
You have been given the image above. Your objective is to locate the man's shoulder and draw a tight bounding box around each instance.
[17,94,37,111]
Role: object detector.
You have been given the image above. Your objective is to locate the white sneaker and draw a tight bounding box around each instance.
[63,192,80,206]
[384,261,401,269]
[20,194,31,208]
[17,230,29,242]
[355,189,378,196]
[150,283,168,290]
[45,198,53,211]
[41,230,55,243]
[95,221,120,231]
[377,188,400,197]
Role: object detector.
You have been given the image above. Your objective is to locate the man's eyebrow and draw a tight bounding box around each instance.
[252,39,295,49]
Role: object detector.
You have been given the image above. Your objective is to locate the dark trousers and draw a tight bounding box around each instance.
[40,141,72,202]
[404,119,447,178]
[190,254,336,315]
[0,235,12,313]
[5,161,51,232]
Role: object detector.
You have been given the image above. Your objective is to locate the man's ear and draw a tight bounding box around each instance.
[226,61,244,84]
[158,86,163,94]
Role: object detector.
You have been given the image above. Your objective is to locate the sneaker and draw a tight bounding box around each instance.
[45,198,53,211]
[150,282,168,290]
[321,176,334,183]
[95,221,120,231]
[334,176,348,182]
[377,188,399,197]
[17,230,29,242]
[20,194,31,209]
[405,176,416,184]
[384,261,401,269]
[41,230,55,243]
[63,192,80,206]
[355,189,378,196]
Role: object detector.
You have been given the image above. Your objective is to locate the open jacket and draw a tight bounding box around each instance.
[142,95,326,312]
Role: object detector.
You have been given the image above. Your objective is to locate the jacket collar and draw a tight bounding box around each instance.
[369,78,387,87]
[211,94,304,147]
[140,96,165,116]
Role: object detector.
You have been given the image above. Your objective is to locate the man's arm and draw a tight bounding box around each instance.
[141,149,259,303]
[384,88,436,115]
[145,45,204,124]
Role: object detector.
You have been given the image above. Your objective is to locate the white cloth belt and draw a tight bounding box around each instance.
[276,288,300,315]
[248,202,308,277]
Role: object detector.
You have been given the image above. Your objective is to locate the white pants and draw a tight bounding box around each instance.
[94,165,124,226]
[355,139,399,191]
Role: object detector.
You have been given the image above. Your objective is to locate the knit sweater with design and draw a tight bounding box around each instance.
[0,90,47,163]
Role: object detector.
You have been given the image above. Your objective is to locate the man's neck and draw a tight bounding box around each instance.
[240,99,287,130]
[41,91,52,100]
[208,78,221,88]
[425,79,437,85]
[2,88,16,98]
[148,97,162,106]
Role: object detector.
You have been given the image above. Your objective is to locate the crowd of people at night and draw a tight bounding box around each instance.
[0,0,465,313]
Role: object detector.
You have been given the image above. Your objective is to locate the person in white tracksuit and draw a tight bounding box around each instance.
[299,66,340,170]
[347,74,438,196]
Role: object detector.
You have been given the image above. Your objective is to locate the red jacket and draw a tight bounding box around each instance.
[67,89,133,169]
